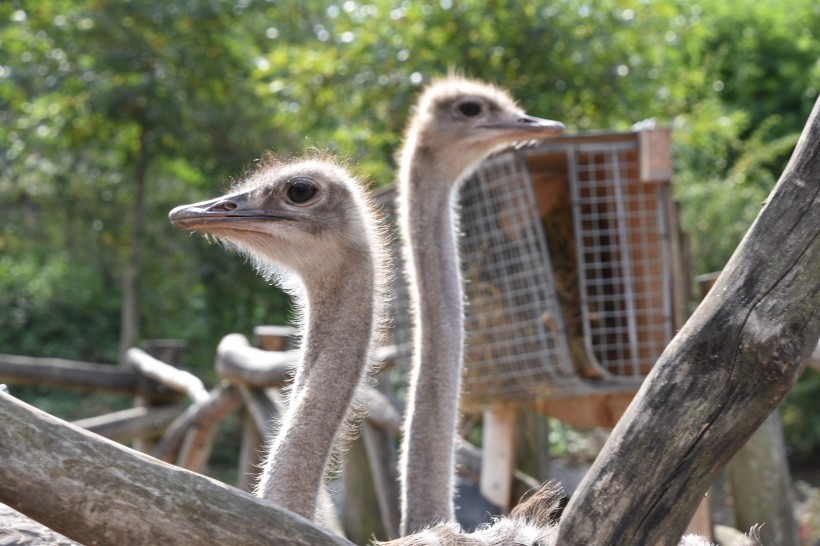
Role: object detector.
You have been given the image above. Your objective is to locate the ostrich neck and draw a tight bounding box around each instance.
[399,159,465,534]
[256,259,375,522]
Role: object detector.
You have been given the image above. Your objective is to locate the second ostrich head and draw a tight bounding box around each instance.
[398,76,564,192]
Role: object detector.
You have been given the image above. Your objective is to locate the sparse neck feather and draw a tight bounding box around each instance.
[255,252,376,523]
[398,144,466,533]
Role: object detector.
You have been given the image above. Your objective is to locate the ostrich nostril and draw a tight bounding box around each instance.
[209,200,238,212]
[518,117,536,124]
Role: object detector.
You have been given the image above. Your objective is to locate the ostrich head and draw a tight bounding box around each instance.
[169,157,376,286]
[399,76,565,187]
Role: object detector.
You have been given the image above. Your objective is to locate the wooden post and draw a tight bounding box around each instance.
[480,404,517,511]
[727,409,799,546]
[238,411,263,492]
[515,407,551,485]
[342,434,386,544]
[237,385,283,490]
[133,339,186,452]
[253,325,297,352]
[359,370,401,539]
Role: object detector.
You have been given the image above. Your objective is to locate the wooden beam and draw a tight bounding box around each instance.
[0,392,352,546]
[72,405,183,442]
[556,96,820,545]
[0,354,137,393]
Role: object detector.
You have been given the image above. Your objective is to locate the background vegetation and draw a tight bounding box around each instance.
[1,0,819,465]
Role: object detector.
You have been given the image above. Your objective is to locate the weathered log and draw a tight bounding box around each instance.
[216,333,401,388]
[342,433,386,544]
[0,392,352,546]
[556,96,820,544]
[216,333,298,387]
[72,405,184,442]
[127,347,209,403]
[0,354,138,393]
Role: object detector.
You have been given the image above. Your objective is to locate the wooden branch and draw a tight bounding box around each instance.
[216,333,298,387]
[556,96,820,544]
[151,383,242,464]
[176,384,244,472]
[0,354,137,393]
[216,333,401,388]
[127,347,209,403]
[0,392,352,546]
[72,405,184,442]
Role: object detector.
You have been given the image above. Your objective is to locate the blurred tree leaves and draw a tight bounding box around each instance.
[0,0,818,390]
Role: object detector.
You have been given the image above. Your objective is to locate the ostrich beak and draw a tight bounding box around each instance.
[479,114,565,137]
[169,193,289,232]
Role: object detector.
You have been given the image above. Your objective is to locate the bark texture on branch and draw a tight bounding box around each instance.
[556,97,820,545]
[0,392,352,546]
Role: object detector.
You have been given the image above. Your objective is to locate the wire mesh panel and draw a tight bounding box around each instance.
[568,144,673,377]
[458,152,582,405]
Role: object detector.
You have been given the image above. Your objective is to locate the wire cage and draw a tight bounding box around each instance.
[377,128,683,410]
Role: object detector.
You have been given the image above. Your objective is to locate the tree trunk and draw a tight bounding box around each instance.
[556,95,820,545]
[118,127,150,366]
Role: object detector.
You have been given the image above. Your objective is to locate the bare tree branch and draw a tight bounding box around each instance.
[0,392,352,546]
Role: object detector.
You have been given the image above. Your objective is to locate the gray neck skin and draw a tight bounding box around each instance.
[398,157,465,534]
[256,259,375,522]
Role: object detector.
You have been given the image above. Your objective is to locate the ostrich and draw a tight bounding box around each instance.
[169,156,387,524]
[388,76,763,546]
[396,75,564,534]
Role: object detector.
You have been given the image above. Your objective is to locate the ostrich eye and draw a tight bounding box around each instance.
[287,178,318,204]
[457,101,482,117]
